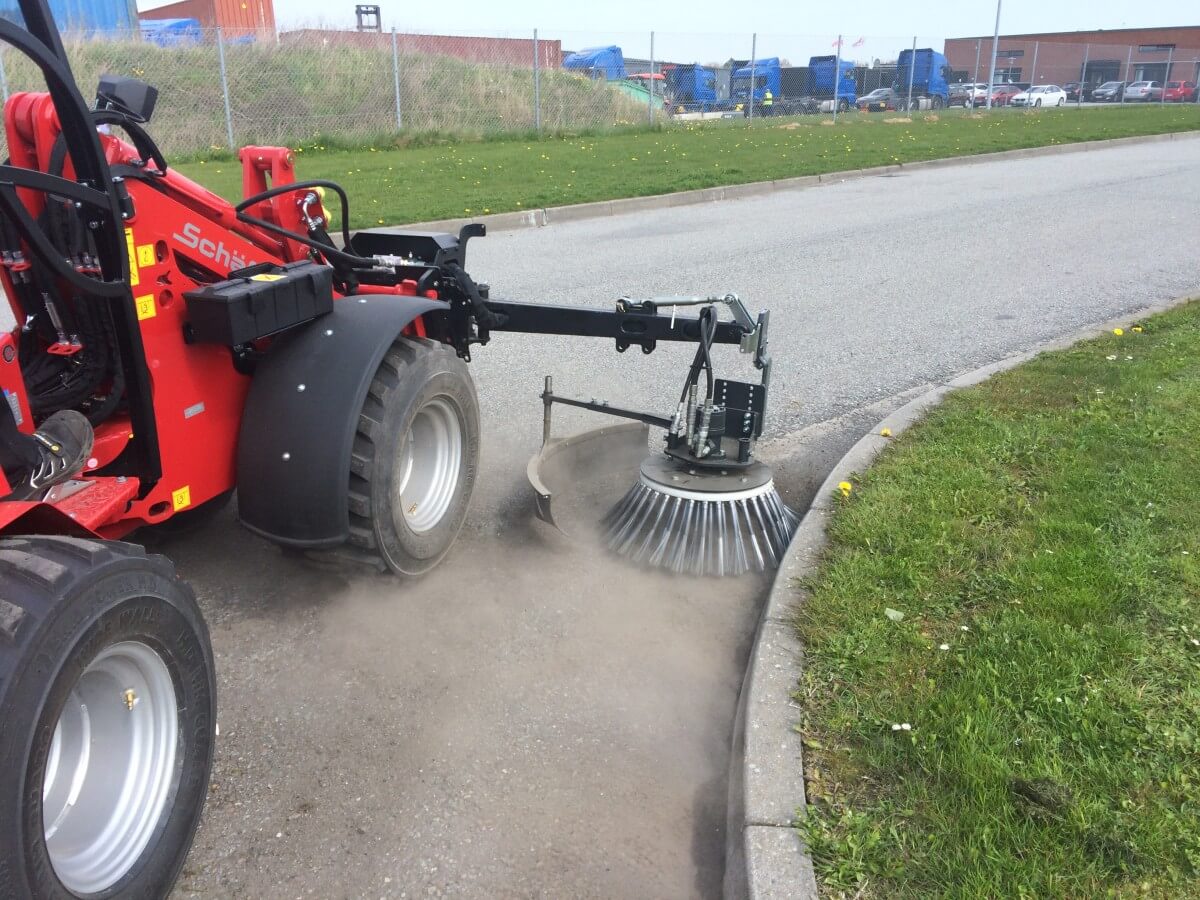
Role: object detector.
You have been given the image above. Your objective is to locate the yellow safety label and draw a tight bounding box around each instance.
[125,228,139,286]
[172,485,191,511]
[137,244,156,268]
[250,273,284,282]
[135,294,156,320]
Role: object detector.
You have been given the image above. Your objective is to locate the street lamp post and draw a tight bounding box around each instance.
[986,0,1002,110]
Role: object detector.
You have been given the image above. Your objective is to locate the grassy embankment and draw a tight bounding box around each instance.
[175,105,1200,227]
[794,302,1200,897]
[0,34,646,156]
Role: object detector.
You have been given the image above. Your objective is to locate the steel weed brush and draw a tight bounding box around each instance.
[602,456,799,576]
[533,294,798,576]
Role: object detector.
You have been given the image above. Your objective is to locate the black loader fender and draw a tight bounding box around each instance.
[237,294,447,547]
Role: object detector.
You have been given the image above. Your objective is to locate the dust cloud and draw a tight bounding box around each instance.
[166,427,783,898]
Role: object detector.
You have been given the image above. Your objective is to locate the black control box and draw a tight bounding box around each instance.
[184,260,334,346]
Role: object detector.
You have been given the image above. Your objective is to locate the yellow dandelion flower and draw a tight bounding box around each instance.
[837,481,852,498]
[880,427,892,437]
[1113,327,1124,336]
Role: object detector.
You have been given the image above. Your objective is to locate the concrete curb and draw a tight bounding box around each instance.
[723,290,1198,900]
[391,130,1199,235]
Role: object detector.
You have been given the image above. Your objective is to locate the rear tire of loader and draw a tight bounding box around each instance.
[0,536,214,899]
[347,337,480,575]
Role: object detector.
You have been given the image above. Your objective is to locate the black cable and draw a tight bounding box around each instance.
[675,304,718,410]
[444,261,504,328]
[234,179,371,268]
[698,306,715,401]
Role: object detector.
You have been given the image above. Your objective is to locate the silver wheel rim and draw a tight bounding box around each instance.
[394,397,463,533]
[43,640,178,894]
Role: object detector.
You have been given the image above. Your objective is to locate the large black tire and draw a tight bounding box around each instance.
[346,337,480,575]
[0,536,214,899]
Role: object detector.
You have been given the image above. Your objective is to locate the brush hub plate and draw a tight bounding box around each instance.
[639,455,775,501]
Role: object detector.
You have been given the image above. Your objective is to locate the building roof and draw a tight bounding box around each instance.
[950,25,1200,42]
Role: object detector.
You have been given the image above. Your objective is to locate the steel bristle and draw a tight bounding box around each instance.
[602,478,799,578]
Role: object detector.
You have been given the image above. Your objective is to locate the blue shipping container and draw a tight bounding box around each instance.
[0,0,139,36]
[141,17,202,46]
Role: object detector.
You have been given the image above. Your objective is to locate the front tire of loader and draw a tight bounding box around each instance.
[0,536,215,898]
[348,337,480,575]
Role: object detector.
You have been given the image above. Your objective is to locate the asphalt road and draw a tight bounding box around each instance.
[173,135,1200,899]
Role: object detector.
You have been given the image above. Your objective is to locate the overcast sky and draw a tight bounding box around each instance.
[139,1,1197,64]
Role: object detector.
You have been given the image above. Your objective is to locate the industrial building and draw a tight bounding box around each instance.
[945,26,1200,87]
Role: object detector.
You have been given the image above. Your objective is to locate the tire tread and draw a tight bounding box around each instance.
[347,337,465,572]
[0,538,173,652]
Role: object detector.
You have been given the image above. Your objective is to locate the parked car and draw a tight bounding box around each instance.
[1011,84,1067,107]
[1091,81,1126,102]
[856,87,895,112]
[948,83,971,106]
[959,83,989,107]
[1064,82,1093,102]
[988,84,1023,106]
[1164,80,1198,102]
[1125,81,1163,102]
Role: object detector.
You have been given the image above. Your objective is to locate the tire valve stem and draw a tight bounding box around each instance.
[123,688,137,711]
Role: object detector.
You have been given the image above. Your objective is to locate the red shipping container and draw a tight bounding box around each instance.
[139,0,275,37]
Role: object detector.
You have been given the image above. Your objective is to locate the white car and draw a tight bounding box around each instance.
[962,83,989,107]
[1124,80,1163,101]
[1011,84,1067,107]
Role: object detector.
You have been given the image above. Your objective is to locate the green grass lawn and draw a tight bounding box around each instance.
[794,303,1200,897]
[175,105,1200,228]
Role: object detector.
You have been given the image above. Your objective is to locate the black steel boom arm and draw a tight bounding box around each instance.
[481,298,747,352]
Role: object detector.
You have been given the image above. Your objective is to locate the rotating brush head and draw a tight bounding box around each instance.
[602,455,799,577]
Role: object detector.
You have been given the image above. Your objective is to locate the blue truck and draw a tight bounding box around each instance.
[729,56,856,116]
[562,46,627,81]
[663,63,718,112]
[893,48,953,110]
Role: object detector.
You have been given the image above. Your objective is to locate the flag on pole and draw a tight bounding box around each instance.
[852,37,865,47]
[831,37,842,48]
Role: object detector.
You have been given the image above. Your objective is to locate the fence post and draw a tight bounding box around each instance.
[973,39,981,87]
[533,29,541,135]
[1161,46,1172,104]
[216,28,235,151]
[0,49,8,105]
[906,36,916,111]
[649,31,655,124]
[748,34,756,122]
[1078,44,1089,106]
[986,0,1002,110]
[832,35,842,121]
[391,28,403,130]
[1122,46,1132,103]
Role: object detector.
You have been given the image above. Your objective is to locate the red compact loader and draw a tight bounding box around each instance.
[0,2,781,895]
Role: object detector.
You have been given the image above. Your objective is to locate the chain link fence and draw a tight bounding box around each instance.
[0,26,1196,157]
